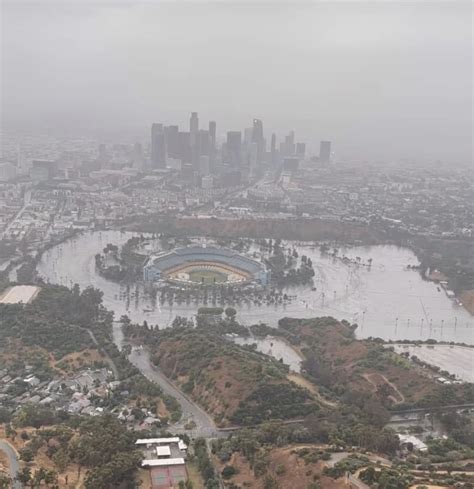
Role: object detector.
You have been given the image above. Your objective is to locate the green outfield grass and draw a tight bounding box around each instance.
[188,269,228,284]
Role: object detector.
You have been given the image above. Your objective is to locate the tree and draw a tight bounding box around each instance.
[0,474,11,489]
[16,467,31,486]
[222,465,237,479]
[263,475,279,489]
[225,307,237,321]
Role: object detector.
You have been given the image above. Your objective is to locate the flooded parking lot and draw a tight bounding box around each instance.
[392,344,474,382]
[36,230,474,344]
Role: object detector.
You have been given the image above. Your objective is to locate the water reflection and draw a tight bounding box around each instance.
[231,336,302,372]
[36,231,474,344]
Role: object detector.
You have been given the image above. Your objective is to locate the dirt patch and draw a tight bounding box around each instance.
[362,373,405,404]
[215,444,346,489]
[186,461,205,489]
[288,373,337,407]
[52,348,105,374]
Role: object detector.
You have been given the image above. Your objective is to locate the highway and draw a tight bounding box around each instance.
[129,348,226,438]
[0,439,22,489]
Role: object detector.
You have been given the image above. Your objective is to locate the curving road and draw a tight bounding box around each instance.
[0,439,22,489]
[128,348,226,439]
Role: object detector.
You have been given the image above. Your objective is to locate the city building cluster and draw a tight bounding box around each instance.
[0,115,471,271]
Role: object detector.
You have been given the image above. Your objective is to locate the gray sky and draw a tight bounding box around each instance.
[1,1,472,163]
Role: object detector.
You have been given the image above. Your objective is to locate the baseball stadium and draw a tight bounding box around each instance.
[143,245,270,286]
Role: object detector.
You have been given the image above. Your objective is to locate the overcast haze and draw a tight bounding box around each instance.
[1,1,472,163]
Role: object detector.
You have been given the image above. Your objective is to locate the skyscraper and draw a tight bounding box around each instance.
[252,118,265,163]
[208,121,216,149]
[190,112,199,134]
[208,121,217,172]
[296,142,306,158]
[252,118,263,142]
[226,131,242,167]
[198,130,210,156]
[151,123,166,168]
[270,133,277,165]
[178,132,192,163]
[189,113,199,169]
[319,140,332,164]
[164,125,179,159]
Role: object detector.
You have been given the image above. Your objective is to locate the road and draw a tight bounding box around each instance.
[129,348,226,438]
[0,439,22,489]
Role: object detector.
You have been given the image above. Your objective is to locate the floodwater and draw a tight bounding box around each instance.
[392,344,474,383]
[36,231,474,344]
[231,336,303,372]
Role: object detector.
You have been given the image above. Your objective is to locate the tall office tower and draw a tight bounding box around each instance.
[284,132,296,156]
[199,155,210,176]
[151,123,166,168]
[252,118,265,162]
[226,131,242,167]
[252,118,263,142]
[164,125,180,159]
[296,142,306,158]
[189,113,200,169]
[249,142,258,177]
[190,112,199,134]
[178,132,192,163]
[244,127,253,145]
[197,130,210,156]
[208,121,217,172]
[190,112,199,146]
[319,140,332,164]
[208,121,216,149]
[270,133,277,165]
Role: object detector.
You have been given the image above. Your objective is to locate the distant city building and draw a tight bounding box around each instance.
[190,112,199,134]
[167,157,182,171]
[296,142,306,158]
[208,120,217,171]
[319,140,332,164]
[30,160,57,182]
[190,112,199,152]
[177,132,192,163]
[199,155,210,176]
[151,123,166,168]
[0,162,17,182]
[201,174,213,189]
[226,131,242,167]
[197,130,210,156]
[220,170,242,187]
[244,127,253,145]
[270,133,277,163]
[208,121,216,149]
[283,157,300,173]
[252,118,265,162]
[164,125,180,159]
